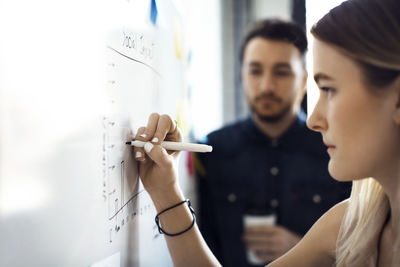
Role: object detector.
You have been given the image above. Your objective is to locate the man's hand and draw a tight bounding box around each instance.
[243,225,301,262]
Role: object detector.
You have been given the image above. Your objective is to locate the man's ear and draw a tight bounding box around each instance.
[392,77,400,125]
[303,71,308,91]
[296,71,308,109]
[300,70,308,95]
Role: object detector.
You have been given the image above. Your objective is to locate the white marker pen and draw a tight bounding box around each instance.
[126,140,213,153]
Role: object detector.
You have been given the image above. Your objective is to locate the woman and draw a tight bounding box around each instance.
[133,0,400,265]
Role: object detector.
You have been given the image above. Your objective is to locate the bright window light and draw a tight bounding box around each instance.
[306,0,347,114]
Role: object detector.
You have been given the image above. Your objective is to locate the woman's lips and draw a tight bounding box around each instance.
[324,142,336,153]
[326,145,336,153]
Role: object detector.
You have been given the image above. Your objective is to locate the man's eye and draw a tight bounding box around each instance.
[275,70,291,76]
[249,69,262,75]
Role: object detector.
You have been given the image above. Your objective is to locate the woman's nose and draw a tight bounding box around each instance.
[306,97,327,133]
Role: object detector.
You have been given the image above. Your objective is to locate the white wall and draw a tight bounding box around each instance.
[0,0,191,265]
[306,0,346,114]
[173,0,224,139]
[250,0,291,21]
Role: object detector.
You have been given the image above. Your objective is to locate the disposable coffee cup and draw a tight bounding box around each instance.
[243,211,276,265]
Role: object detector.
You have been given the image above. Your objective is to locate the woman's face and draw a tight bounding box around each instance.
[307,39,400,182]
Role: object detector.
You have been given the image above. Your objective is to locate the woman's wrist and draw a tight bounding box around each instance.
[155,199,196,236]
[149,184,185,212]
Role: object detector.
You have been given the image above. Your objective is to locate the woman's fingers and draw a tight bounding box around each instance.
[153,115,183,157]
[140,113,160,141]
[134,113,183,163]
[134,126,147,162]
[165,118,183,143]
[137,113,181,142]
[153,114,182,143]
[143,141,174,169]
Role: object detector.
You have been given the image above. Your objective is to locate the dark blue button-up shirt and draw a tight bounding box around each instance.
[196,112,351,267]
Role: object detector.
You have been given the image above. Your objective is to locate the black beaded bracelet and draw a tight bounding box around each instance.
[155,199,196,237]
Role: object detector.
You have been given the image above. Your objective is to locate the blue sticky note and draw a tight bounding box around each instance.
[150,0,158,25]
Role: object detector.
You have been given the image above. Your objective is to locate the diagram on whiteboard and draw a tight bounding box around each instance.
[102,115,141,235]
[103,28,160,243]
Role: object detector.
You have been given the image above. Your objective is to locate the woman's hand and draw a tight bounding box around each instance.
[133,113,184,206]
[131,114,222,267]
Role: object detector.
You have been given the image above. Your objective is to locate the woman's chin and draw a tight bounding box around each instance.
[328,162,353,182]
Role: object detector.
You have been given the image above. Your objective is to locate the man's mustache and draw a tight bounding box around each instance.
[254,93,282,103]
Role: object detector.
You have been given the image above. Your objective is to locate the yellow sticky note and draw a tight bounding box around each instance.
[174,19,183,60]
[176,98,189,136]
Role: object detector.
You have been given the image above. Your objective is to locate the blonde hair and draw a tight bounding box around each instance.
[336,179,390,266]
[311,0,400,265]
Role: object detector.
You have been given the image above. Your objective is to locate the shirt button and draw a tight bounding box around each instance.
[270,199,279,208]
[313,194,321,204]
[271,139,279,147]
[227,193,237,203]
[270,166,279,176]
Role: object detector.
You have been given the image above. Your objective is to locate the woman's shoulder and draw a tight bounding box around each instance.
[314,199,349,251]
[321,199,349,226]
[268,199,349,267]
[307,199,349,258]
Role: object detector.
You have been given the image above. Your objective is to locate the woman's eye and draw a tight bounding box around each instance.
[320,86,335,93]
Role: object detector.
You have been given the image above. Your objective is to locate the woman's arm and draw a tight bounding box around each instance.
[133,113,221,267]
[267,200,348,267]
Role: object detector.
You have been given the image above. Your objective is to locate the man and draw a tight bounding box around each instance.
[195,19,350,267]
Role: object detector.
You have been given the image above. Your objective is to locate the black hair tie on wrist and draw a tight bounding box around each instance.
[155,199,196,237]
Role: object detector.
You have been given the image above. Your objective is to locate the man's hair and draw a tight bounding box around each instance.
[239,19,308,65]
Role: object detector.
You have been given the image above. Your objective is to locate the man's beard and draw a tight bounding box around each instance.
[249,93,292,123]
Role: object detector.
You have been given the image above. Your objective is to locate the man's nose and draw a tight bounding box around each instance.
[259,73,275,92]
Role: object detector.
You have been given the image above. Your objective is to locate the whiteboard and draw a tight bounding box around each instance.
[0,0,191,266]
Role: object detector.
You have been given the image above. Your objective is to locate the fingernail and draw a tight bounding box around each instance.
[144,142,154,153]
[135,151,142,158]
[151,137,159,143]
[140,133,147,138]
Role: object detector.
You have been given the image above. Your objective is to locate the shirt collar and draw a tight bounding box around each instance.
[243,110,308,147]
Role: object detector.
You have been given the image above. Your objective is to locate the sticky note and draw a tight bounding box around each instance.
[174,19,183,60]
[150,0,158,25]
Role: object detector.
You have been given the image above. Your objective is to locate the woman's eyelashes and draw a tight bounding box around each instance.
[320,86,336,94]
